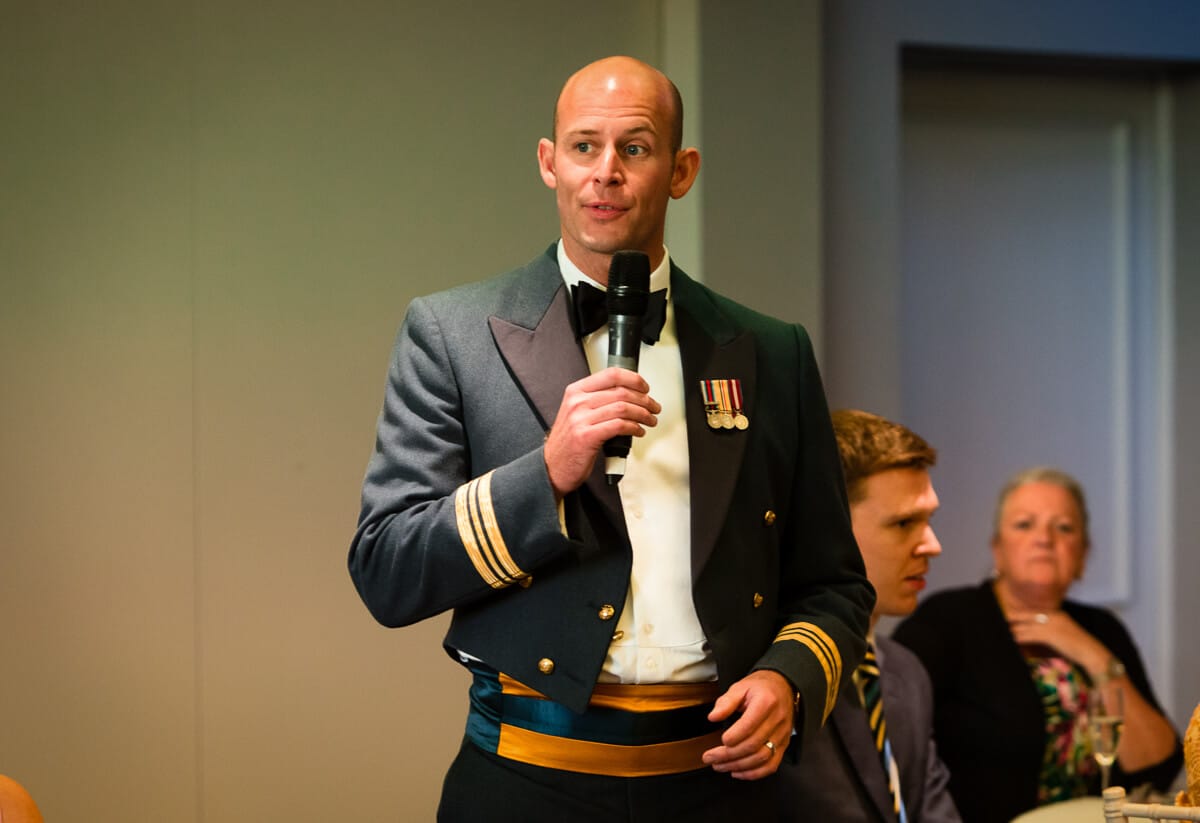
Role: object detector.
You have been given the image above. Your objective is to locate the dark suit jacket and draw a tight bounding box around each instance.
[893,582,1183,823]
[348,245,873,742]
[779,635,961,823]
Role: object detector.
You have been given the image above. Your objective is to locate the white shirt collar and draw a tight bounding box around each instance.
[556,240,672,298]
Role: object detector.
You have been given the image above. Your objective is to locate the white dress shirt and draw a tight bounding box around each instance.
[557,241,716,684]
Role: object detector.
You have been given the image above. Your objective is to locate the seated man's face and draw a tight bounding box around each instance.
[850,467,941,621]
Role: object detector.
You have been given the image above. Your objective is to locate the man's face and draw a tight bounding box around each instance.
[537,59,698,283]
[850,467,941,623]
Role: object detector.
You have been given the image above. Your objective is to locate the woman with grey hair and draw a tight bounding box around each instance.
[893,467,1182,823]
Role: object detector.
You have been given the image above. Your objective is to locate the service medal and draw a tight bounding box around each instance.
[700,380,722,428]
[730,378,749,430]
[700,378,748,431]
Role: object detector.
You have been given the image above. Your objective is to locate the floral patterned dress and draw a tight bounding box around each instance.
[1026,651,1099,804]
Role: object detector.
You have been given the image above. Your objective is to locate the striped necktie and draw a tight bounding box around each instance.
[855,643,908,823]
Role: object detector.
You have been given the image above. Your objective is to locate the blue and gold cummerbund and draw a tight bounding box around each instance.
[464,665,725,777]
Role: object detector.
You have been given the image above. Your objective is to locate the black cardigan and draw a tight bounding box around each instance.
[893,581,1182,823]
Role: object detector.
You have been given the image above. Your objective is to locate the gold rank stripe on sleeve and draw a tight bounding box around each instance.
[454,471,527,588]
[774,622,841,721]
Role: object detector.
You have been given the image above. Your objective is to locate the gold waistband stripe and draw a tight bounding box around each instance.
[498,674,722,712]
[496,724,723,777]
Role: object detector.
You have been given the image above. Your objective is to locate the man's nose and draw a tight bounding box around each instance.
[594,146,624,183]
[916,526,942,556]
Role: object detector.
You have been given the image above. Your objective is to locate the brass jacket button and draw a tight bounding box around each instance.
[537,658,555,675]
[611,630,625,641]
[598,604,616,621]
[763,510,777,526]
[753,592,764,609]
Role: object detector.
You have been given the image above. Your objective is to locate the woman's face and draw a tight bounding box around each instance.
[992,481,1088,600]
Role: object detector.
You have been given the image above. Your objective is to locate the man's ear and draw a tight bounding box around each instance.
[670,147,701,199]
[537,138,558,190]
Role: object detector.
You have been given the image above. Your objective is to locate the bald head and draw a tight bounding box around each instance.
[553,56,685,153]
[536,54,700,281]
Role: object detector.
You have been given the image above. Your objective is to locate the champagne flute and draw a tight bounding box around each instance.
[1087,684,1124,792]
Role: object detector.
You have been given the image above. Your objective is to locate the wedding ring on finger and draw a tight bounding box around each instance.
[764,740,776,755]
[1034,612,1049,625]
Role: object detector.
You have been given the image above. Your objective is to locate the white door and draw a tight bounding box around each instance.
[898,64,1173,700]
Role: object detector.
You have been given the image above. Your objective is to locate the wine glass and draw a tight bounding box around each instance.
[1087,684,1124,792]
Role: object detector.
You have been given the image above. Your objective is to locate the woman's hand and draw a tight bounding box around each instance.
[1008,608,1179,773]
[1007,608,1111,675]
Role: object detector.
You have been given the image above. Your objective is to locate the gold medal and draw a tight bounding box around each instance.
[734,413,749,430]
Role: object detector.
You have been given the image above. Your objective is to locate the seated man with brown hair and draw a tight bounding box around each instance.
[779,409,960,823]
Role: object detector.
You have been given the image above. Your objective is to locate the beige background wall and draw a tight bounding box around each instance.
[0,2,822,820]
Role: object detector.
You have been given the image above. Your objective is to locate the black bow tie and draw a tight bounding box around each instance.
[570,281,668,344]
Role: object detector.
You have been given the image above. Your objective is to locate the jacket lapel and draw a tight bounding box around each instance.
[671,267,756,580]
[831,691,897,822]
[487,268,585,431]
[878,642,917,816]
[487,248,623,521]
[488,254,768,562]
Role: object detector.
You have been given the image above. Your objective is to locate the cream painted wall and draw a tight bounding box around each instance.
[1,4,199,820]
[0,2,825,821]
[0,2,654,821]
[698,0,824,346]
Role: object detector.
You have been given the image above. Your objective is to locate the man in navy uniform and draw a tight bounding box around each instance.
[349,55,873,821]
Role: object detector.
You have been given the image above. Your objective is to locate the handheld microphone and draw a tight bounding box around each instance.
[603,250,652,485]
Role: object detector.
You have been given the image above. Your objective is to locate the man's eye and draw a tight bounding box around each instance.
[575,142,592,153]
[624,145,645,156]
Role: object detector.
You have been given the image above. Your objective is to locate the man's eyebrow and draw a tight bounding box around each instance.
[891,505,937,522]
[561,125,657,140]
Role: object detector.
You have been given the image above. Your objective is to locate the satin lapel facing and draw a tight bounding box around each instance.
[488,280,624,521]
[674,279,756,582]
[488,283,586,432]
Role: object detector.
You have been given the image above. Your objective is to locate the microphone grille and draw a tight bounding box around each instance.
[606,250,651,315]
